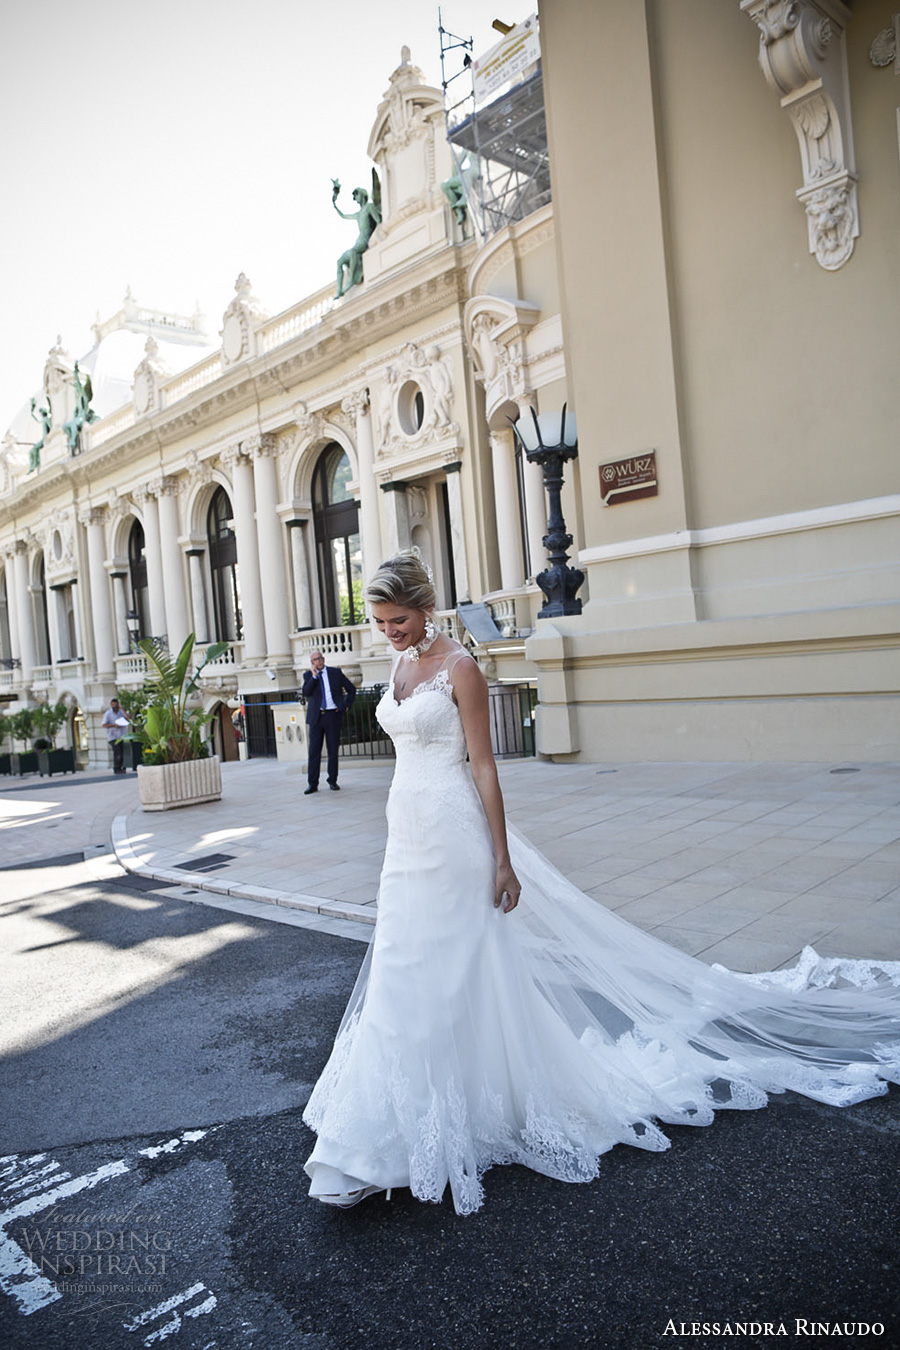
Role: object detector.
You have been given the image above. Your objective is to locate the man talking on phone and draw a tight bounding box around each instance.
[301,649,356,795]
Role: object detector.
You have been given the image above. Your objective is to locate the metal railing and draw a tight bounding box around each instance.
[488,683,537,758]
[339,685,395,760]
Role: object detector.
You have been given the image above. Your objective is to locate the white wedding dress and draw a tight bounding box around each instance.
[304,646,900,1215]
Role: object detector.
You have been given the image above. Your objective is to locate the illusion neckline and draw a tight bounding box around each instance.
[389,669,453,707]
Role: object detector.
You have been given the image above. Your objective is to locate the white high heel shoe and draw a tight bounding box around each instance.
[308,1163,392,1208]
[315,1184,392,1209]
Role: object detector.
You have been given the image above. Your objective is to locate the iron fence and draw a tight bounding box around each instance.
[488,683,538,758]
[339,685,395,760]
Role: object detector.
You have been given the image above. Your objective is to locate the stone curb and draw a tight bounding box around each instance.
[109,814,376,927]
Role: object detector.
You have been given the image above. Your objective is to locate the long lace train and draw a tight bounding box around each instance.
[304,648,900,1214]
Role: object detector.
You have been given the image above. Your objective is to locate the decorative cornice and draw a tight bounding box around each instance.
[742,0,858,270]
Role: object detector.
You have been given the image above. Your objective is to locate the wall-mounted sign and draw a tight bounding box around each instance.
[473,15,541,103]
[599,451,658,505]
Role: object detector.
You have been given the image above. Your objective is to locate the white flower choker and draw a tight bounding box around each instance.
[404,618,439,662]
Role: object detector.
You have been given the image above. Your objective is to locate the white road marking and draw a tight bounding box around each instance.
[0,1159,130,1315]
[138,1128,210,1159]
[123,1282,217,1344]
[1,1126,214,1320]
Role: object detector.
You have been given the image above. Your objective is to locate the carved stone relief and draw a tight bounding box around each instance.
[292,401,325,444]
[133,336,171,417]
[220,273,269,368]
[367,48,447,229]
[463,296,540,424]
[376,342,459,454]
[43,338,75,428]
[43,508,76,584]
[185,449,213,486]
[868,23,898,67]
[742,0,859,270]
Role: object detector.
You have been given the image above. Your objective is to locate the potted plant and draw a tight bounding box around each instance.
[129,633,228,811]
[9,708,37,776]
[33,699,75,775]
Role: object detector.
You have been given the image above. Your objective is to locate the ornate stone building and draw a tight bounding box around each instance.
[2,8,898,768]
[0,47,562,766]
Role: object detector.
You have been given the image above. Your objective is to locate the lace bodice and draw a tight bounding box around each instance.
[377,645,471,774]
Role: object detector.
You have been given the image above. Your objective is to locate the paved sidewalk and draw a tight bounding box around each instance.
[111,755,900,971]
[3,756,898,970]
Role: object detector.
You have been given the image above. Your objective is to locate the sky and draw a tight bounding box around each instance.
[0,0,508,435]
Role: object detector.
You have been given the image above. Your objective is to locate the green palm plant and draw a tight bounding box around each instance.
[129,633,228,765]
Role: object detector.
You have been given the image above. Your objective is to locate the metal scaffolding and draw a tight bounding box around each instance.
[438,12,551,242]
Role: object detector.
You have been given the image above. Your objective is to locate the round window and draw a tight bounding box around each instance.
[397,381,426,436]
[52,530,63,561]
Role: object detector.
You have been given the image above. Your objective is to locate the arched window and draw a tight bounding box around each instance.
[207,487,242,642]
[128,519,149,640]
[312,443,362,627]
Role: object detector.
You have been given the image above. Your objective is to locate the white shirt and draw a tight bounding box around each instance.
[319,666,337,710]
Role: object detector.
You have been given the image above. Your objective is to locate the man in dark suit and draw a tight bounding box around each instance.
[301,649,356,794]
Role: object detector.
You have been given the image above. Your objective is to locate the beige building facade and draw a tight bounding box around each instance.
[532,0,899,761]
[1,7,897,768]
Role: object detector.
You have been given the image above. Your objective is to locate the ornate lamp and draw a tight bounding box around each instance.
[125,610,141,650]
[510,404,584,618]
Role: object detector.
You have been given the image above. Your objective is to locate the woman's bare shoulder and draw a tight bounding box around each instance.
[447,648,485,695]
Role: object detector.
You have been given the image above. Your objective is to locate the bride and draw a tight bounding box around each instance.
[303,552,900,1215]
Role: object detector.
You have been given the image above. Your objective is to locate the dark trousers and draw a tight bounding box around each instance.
[307,710,342,787]
[112,738,125,773]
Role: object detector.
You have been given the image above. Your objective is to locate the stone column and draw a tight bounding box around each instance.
[248,435,291,660]
[138,490,167,640]
[12,544,36,682]
[155,478,190,652]
[110,572,130,654]
[286,520,313,629]
[82,507,115,676]
[516,401,548,582]
[490,428,523,590]
[186,550,211,644]
[342,390,382,586]
[443,462,470,603]
[379,482,410,557]
[221,444,266,662]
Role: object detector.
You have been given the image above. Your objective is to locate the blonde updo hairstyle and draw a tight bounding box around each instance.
[366,550,437,612]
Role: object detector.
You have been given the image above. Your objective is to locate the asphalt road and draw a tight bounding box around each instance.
[1,856,899,1350]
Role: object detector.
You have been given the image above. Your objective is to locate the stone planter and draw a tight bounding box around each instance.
[137,755,222,812]
[38,747,76,776]
[10,751,39,776]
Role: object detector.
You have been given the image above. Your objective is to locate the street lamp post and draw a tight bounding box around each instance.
[125,610,141,651]
[510,404,584,618]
